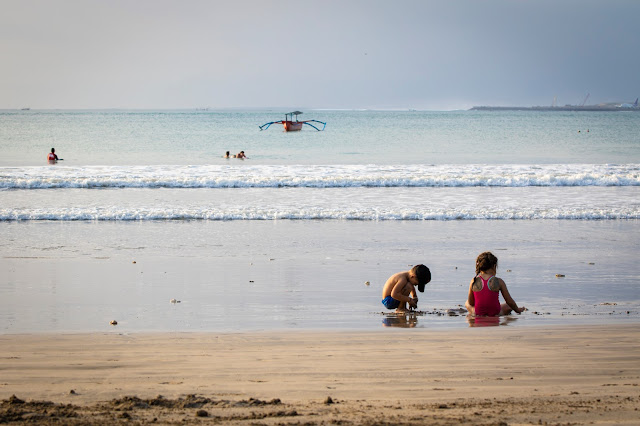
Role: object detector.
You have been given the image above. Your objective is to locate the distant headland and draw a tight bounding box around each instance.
[470,98,639,112]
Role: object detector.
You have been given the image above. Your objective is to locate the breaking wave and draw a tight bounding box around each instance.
[1,164,639,189]
[2,206,638,221]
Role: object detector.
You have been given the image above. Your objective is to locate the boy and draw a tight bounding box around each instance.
[381,264,431,312]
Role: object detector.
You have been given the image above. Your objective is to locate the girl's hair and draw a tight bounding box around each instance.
[476,251,498,275]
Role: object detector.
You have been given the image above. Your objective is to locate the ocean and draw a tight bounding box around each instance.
[1,109,639,332]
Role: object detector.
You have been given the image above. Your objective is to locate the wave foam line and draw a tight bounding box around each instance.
[1,207,638,221]
[1,164,639,189]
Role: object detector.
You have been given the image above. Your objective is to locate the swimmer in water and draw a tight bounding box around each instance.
[47,148,63,163]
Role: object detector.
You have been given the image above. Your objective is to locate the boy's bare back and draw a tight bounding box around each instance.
[381,271,413,299]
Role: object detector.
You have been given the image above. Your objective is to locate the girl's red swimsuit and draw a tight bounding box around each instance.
[473,275,501,316]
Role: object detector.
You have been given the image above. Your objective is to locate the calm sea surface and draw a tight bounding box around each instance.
[1,109,639,332]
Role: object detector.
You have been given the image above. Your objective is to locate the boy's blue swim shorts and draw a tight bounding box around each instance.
[381,296,400,310]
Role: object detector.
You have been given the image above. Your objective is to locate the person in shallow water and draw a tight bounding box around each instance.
[381,264,431,312]
[47,148,62,163]
[465,251,526,316]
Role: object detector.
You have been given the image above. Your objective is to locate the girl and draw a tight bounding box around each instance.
[465,252,525,316]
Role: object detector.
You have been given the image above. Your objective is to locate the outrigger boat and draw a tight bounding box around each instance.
[259,111,326,132]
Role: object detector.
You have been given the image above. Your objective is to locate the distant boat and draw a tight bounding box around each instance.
[259,111,326,132]
[21,107,30,111]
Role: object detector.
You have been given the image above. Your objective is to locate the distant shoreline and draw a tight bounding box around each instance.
[470,105,639,112]
[5,106,639,113]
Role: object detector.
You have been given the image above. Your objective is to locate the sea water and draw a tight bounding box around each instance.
[1,109,639,332]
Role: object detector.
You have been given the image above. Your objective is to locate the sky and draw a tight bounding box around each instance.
[1,0,639,110]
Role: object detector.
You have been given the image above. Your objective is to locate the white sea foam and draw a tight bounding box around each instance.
[1,164,639,189]
[2,205,638,221]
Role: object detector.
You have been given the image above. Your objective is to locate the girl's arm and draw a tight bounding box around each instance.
[499,279,525,313]
[467,279,475,307]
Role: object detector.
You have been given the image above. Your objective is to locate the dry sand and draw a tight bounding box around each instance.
[1,324,639,424]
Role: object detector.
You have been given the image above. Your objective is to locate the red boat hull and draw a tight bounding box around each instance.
[283,121,303,132]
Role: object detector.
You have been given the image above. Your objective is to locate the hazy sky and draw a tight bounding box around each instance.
[1,0,639,110]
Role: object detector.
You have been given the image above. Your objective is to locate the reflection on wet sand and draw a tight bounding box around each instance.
[382,312,419,328]
[466,315,519,327]
[380,310,520,328]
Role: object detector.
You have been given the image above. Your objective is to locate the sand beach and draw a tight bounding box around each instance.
[2,219,640,424]
[1,325,639,424]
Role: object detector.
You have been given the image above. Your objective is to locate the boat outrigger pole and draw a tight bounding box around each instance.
[259,111,326,132]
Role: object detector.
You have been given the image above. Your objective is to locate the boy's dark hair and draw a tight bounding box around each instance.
[411,264,431,292]
[476,251,498,275]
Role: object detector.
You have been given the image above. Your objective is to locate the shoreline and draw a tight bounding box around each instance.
[2,324,639,424]
[470,105,640,112]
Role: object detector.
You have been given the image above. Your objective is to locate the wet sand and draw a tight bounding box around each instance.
[3,220,640,334]
[2,324,639,424]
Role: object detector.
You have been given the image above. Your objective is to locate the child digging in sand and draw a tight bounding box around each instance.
[465,251,525,316]
[381,264,431,312]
